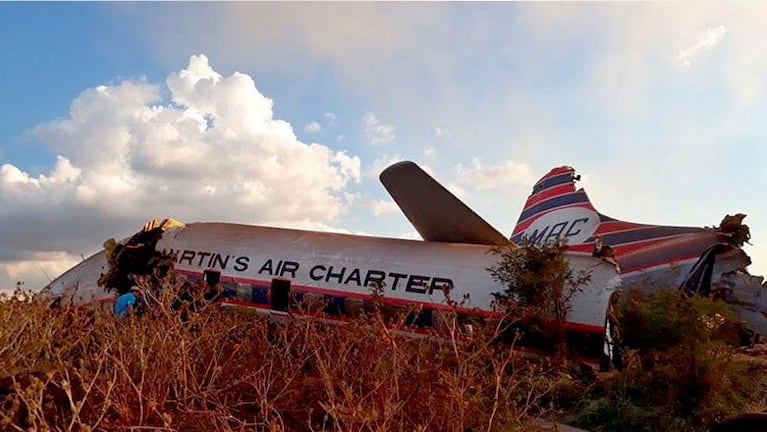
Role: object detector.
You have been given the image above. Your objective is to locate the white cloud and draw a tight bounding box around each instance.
[324,112,336,123]
[0,54,361,289]
[371,199,399,216]
[363,113,395,145]
[434,127,450,139]
[453,158,535,191]
[365,154,403,178]
[137,4,447,103]
[341,192,400,218]
[0,252,81,285]
[423,147,436,158]
[304,121,322,133]
[444,182,468,200]
[677,25,728,69]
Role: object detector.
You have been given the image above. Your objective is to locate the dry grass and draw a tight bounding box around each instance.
[3,284,765,432]
[0,287,557,432]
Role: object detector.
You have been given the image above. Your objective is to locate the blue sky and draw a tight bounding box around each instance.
[1,3,766,289]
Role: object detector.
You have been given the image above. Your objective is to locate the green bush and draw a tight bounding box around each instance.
[617,287,744,351]
[566,287,766,432]
[488,239,591,362]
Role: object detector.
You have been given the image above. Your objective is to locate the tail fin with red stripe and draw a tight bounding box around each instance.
[511,166,601,251]
[511,166,708,256]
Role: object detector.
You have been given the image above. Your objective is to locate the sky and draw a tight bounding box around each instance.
[1,2,766,291]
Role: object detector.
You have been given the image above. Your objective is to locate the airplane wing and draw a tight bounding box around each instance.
[380,161,512,246]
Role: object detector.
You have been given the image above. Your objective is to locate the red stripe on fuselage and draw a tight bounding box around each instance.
[565,243,596,254]
[594,220,652,234]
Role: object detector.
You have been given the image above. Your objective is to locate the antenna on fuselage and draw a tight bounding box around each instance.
[38,265,53,283]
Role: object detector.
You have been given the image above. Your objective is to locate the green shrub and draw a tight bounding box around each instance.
[617,287,744,351]
[566,287,766,432]
[488,239,591,363]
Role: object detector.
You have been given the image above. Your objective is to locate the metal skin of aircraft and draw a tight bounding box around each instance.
[379,161,767,338]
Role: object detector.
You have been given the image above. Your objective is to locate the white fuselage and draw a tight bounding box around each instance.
[44,222,621,332]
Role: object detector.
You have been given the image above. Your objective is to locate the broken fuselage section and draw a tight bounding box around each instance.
[510,166,767,339]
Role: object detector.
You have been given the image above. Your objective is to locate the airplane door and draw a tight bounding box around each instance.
[270,278,291,312]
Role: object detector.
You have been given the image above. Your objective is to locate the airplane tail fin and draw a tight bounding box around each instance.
[510,166,600,249]
[511,166,709,255]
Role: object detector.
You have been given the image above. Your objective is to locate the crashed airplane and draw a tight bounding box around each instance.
[42,161,766,363]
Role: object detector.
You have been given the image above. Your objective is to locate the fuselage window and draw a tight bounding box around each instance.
[432,310,451,332]
[406,308,433,328]
[300,292,325,313]
[345,298,364,318]
[382,304,408,323]
[457,313,485,337]
[221,281,238,299]
[231,283,252,302]
[323,295,346,316]
[251,285,269,304]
